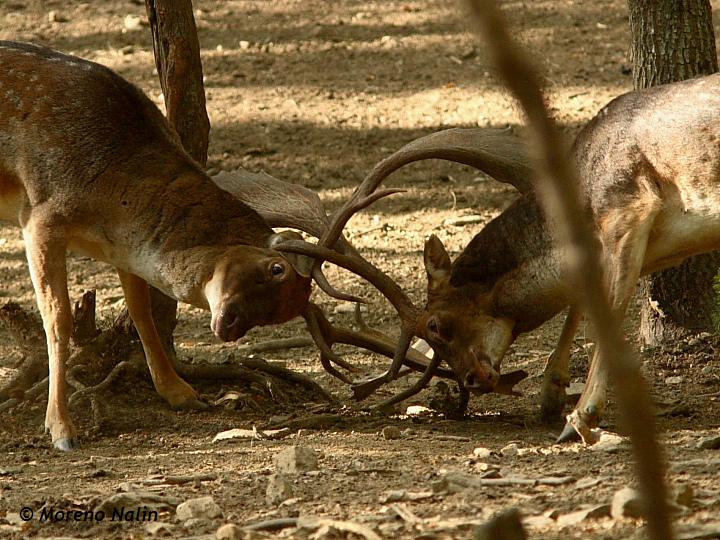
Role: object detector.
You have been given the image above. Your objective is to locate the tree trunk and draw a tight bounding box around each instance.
[627,0,719,345]
[133,0,210,356]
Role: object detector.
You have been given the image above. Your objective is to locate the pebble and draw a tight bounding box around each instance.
[697,436,720,450]
[266,474,294,505]
[381,426,402,440]
[664,376,683,385]
[406,405,431,416]
[48,10,68,23]
[216,523,243,540]
[611,487,644,519]
[500,443,519,457]
[473,447,493,459]
[124,14,143,30]
[591,431,626,453]
[239,40,251,50]
[176,496,223,521]
[273,445,319,474]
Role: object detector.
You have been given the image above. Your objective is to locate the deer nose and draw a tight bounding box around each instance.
[464,350,500,393]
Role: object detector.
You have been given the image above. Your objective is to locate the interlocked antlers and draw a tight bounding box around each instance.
[216,127,533,405]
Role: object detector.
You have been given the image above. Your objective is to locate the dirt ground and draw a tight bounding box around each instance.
[1,1,720,539]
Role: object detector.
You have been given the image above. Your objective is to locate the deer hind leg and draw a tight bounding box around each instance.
[117,270,206,410]
[22,217,76,451]
[559,199,660,444]
[540,306,582,423]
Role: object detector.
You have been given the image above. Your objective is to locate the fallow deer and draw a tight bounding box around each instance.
[277,74,720,443]
[0,41,355,451]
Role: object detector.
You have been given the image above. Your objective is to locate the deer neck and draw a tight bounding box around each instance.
[450,194,572,333]
[94,149,275,305]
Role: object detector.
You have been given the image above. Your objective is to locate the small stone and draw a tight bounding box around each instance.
[124,14,143,30]
[381,426,402,440]
[146,522,175,537]
[500,443,519,457]
[216,523,243,540]
[557,504,611,527]
[611,487,644,519]
[473,447,493,459]
[591,431,626,453]
[266,474,293,505]
[120,45,135,55]
[697,436,720,450]
[176,496,223,521]
[664,376,683,385]
[273,446,318,474]
[48,10,68,22]
[405,405,431,416]
[239,40,251,50]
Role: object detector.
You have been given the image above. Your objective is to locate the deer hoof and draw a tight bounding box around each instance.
[53,437,79,452]
[540,388,567,424]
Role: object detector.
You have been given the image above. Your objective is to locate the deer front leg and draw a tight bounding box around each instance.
[117,270,206,410]
[22,220,76,451]
[558,201,658,444]
[540,306,582,423]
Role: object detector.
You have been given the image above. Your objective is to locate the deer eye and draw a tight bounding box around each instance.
[271,262,286,277]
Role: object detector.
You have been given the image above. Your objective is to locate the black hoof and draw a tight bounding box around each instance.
[556,422,581,443]
[54,437,79,451]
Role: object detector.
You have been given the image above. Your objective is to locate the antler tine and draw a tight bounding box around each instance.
[314,126,533,276]
[278,238,419,382]
[276,240,417,321]
[310,266,366,304]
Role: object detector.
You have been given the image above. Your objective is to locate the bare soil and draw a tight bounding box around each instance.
[1,1,720,539]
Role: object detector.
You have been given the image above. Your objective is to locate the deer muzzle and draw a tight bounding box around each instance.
[211,305,252,342]
[463,348,500,393]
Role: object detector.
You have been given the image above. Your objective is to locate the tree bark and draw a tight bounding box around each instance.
[138,0,211,355]
[627,0,719,345]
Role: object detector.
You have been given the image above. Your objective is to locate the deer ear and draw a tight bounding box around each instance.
[267,231,314,278]
[424,235,451,290]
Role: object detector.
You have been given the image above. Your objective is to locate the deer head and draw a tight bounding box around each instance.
[416,235,515,393]
[204,233,313,342]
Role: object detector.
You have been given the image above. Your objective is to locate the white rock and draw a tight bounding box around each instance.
[500,443,519,457]
[611,487,644,519]
[216,523,243,540]
[266,474,294,505]
[124,14,143,30]
[473,447,492,459]
[405,405,431,416]
[557,504,611,527]
[273,445,318,474]
[176,496,223,521]
[665,376,683,385]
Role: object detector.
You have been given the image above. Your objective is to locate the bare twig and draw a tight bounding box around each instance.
[467,1,671,538]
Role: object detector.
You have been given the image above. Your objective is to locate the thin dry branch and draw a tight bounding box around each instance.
[467,1,671,538]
